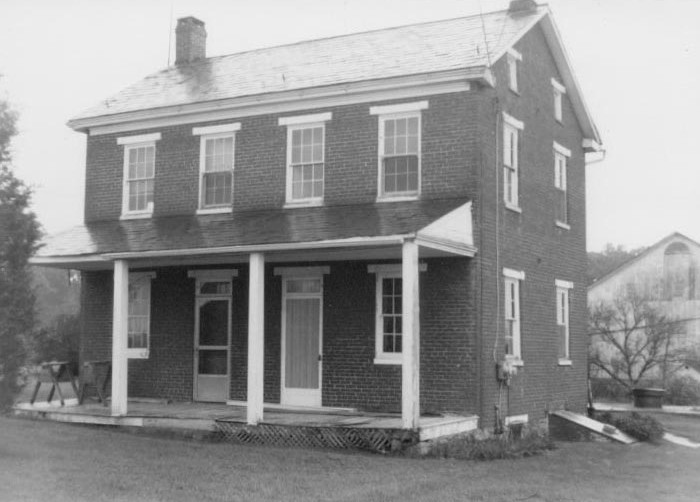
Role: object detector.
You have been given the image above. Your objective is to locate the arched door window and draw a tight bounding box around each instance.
[664,242,695,300]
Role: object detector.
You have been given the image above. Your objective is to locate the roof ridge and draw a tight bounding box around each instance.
[170,8,516,69]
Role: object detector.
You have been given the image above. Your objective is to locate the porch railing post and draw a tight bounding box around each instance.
[247,252,265,425]
[402,238,420,429]
[111,259,129,416]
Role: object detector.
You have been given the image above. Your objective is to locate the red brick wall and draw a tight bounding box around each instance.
[473,24,589,428]
[80,259,477,414]
[83,91,477,221]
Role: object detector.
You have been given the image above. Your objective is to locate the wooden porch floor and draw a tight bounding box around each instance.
[14,400,478,443]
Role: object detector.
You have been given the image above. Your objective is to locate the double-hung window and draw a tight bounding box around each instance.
[503,268,524,363]
[507,48,522,93]
[368,262,426,364]
[502,113,524,211]
[554,142,571,228]
[127,272,156,359]
[370,101,428,200]
[556,280,573,364]
[193,123,240,213]
[279,113,331,206]
[118,133,161,218]
[552,78,566,123]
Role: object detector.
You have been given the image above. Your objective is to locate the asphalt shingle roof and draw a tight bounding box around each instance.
[72,7,544,121]
[36,198,469,258]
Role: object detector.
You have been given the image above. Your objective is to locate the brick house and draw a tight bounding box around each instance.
[33,0,602,432]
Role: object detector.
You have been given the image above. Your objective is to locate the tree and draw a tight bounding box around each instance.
[588,243,646,285]
[589,290,691,391]
[0,92,41,410]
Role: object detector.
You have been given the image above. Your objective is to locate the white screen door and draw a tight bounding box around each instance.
[281,276,323,407]
[194,280,232,402]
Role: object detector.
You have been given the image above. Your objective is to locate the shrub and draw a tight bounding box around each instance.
[665,375,700,405]
[597,411,664,442]
[422,430,556,461]
[590,378,631,402]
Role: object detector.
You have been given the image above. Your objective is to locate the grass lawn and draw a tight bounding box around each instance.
[1,416,699,502]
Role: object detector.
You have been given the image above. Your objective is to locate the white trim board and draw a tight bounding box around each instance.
[192,123,241,135]
[278,112,332,126]
[72,70,478,136]
[116,132,161,145]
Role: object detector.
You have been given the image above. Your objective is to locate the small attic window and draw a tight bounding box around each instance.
[507,48,522,93]
[552,78,566,123]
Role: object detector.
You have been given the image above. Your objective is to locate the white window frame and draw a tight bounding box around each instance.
[552,78,566,123]
[193,123,240,214]
[127,271,156,359]
[503,268,524,364]
[368,263,427,364]
[118,133,161,219]
[503,113,524,212]
[554,142,571,229]
[279,113,332,207]
[371,101,428,202]
[507,48,522,93]
[556,279,574,365]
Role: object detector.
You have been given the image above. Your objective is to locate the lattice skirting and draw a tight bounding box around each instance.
[215,420,419,452]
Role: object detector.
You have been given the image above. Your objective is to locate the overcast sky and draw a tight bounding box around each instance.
[0,0,698,252]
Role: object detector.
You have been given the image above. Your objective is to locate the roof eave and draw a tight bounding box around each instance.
[67,67,492,135]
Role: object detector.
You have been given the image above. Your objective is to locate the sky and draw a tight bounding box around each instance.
[0,0,698,252]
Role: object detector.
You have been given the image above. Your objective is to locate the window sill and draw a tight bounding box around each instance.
[284,199,324,209]
[505,203,522,214]
[555,221,571,230]
[509,87,520,96]
[558,359,572,366]
[120,212,153,220]
[376,194,419,203]
[374,356,402,365]
[127,348,149,359]
[197,207,232,215]
[506,357,524,367]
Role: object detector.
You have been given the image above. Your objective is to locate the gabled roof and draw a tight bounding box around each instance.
[32,198,474,268]
[68,5,601,146]
[589,232,700,290]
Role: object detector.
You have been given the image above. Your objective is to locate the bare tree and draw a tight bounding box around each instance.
[589,291,690,390]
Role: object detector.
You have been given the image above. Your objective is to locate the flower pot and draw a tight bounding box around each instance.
[632,387,665,408]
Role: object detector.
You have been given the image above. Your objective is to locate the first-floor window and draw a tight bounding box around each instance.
[556,280,573,363]
[379,274,402,355]
[127,273,155,356]
[503,268,524,361]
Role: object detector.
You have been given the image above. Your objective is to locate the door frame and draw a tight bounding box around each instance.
[276,266,329,408]
[188,269,238,402]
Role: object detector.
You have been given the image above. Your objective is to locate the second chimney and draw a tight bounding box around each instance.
[175,17,206,65]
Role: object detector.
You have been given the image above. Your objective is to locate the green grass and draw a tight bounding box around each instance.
[1,416,700,502]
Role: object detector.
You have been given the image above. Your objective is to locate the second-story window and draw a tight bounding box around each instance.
[502,113,524,211]
[279,112,332,206]
[370,101,428,201]
[554,142,571,228]
[193,123,240,214]
[117,133,161,219]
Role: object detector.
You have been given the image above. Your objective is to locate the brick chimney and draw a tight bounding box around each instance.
[508,0,538,14]
[175,17,206,65]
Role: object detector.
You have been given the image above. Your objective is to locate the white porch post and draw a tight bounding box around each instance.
[247,252,265,424]
[401,238,420,429]
[111,259,129,417]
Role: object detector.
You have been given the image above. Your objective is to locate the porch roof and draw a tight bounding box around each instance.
[32,198,475,268]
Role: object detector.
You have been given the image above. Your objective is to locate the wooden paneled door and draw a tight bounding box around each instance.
[281,275,323,407]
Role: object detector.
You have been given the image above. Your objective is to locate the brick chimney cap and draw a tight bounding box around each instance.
[508,0,539,13]
[177,16,205,27]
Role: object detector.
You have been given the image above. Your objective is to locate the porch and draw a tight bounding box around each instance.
[13,400,478,452]
[32,198,477,432]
